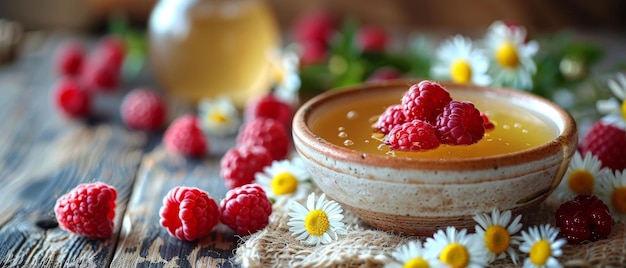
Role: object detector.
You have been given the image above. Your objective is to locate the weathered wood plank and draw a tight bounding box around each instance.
[111,138,240,268]
[0,32,148,267]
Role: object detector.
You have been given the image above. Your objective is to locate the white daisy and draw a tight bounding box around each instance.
[384,240,447,268]
[596,73,626,129]
[424,226,489,268]
[270,48,301,105]
[484,21,539,90]
[597,170,626,223]
[197,95,241,137]
[431,35,491,86]
[255,157,312,203]
[519,224,566,268]
[287,192,347,246]
[473,208,523,265]
[553,151,608,201]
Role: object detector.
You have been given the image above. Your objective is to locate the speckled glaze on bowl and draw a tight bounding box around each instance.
[292,80,578,236]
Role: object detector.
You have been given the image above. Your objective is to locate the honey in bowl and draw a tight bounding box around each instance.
[309,85,559,159]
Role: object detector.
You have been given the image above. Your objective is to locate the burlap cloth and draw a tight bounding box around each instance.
[233,192,626,268]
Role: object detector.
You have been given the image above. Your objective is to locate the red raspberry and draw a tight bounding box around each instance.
[375,104,408,134]
[164,115,208,157]
[299,41,327,65]
[237,118,290,160]
[245,94,294,130]
[580,122,626,171]
[436,100,485,145]
[93,35,126,70]
[54,182,117,239]
[52,78,92,119]
[159,186,220,241]
[219,184,272,236]
[82,58,121,92]
[357,26,388,52]
[366,66,402,82]
[480,112,495,131]
[220,145,273,189]
[120,88,167,131]
[384,119,440,151]
[292,9,337,46]
[555,194,612,244]
[54,41,85,76]
[401,80,452,124]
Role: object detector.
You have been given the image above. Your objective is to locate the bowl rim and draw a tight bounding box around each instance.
[292,79,578,170]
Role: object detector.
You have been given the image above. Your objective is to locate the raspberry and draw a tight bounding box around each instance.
[164,115,208,157]
[120,88,167,131]
[237,118,290,160]
[52,78,92,119]
[292,10,337,46]
[220,145,273,189]
[54,182,117,239]
[93,35,126,70]
[357,26,388,52]
[82,58,121,92]
[54,41,85,76]
[480,112,495,131]
[81,36,125,92]
[384,119,440,151]
[436,100,485,145]
[555,194,612,244]
[580,122,626,171]
[159,186,220,241]
[299,41,327,65]
[366,66,402,82]
[401,80,452,124]
[375,104,408,134]
[219,184,272,236]
[245,94,294,130]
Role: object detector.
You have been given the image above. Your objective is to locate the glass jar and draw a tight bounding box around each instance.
[148,0,280,108]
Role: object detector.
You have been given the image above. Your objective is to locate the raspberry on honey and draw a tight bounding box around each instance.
[401,80,452,124]
[436,100,486,146]
[383,119,440,151]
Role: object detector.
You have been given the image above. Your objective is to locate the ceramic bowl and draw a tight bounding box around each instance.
[292,80,578,236]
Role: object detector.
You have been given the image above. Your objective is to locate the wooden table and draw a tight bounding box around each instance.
[0,32,239,267]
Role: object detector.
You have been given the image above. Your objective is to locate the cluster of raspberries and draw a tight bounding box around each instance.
[54,182,273,241]
[54,94,296,240]
[52,36,126,119]
[53,37,169,133]
[375,80,492,151]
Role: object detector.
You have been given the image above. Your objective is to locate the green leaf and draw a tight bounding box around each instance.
[107,12,148,81]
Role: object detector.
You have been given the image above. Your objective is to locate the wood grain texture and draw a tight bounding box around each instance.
[0,33,146,267]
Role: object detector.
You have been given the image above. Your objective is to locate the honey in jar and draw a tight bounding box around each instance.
[148,0,280,108]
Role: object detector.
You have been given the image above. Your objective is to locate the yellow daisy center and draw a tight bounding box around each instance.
[567,169,595,195]
[273,66,286,84]
[495,41,520,68]
[440,243,469,268]
[611,187,626,214]
[484,225,510,254]
[529,239,551,265]
[270,172,298,195]
[620,100,626,120]
[304,209,330,237]
[209,110,227,123]
[404,257,430,268]
[450,60,472,83]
